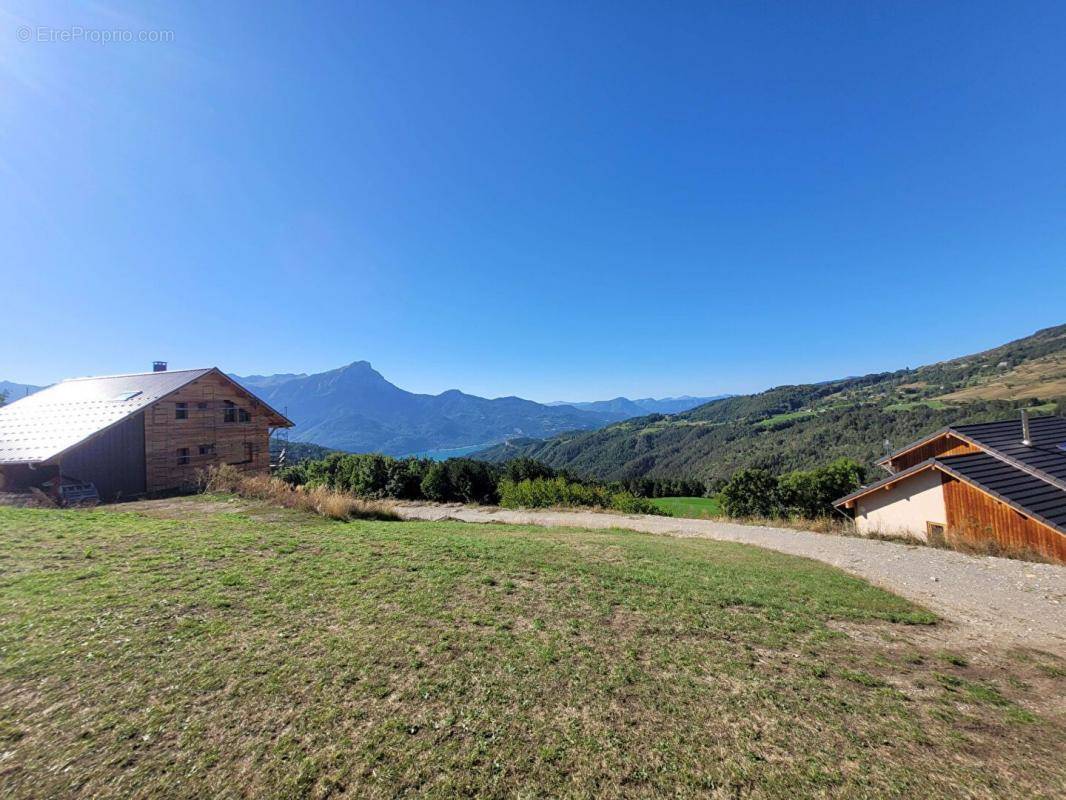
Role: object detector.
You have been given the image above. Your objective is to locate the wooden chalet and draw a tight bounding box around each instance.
[0,364,293,502]
[834,413,1066,563]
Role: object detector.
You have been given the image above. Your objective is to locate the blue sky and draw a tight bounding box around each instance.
[2,2,1064,401]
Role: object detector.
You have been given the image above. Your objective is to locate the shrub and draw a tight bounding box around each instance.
[721,459,866,520]
[608,491,661,515]
[720,468,782,518]
[198,463,243,493]
[498,477,663,514]
[778,458,865,518]
[420,463,452,502]
[445,459,499,504]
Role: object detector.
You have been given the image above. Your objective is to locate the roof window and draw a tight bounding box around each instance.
[111,391,142,402]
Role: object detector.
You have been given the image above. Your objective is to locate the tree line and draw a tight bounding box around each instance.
[277,453,666,513]
[276,449,869,521]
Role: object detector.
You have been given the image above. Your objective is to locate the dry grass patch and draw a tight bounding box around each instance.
[200,464,398,521]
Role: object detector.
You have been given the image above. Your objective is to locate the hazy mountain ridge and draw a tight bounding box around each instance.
[549,395,731,416]
[235,373,309,389]
[475,324,1066,482]
[0,381,43,402]
[231,361,629,456]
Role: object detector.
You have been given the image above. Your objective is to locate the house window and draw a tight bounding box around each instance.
[224,401,251,423]
[197,402,208,410]
[199,443,216,456]
[176,447,190,465]
[175,402,188,420]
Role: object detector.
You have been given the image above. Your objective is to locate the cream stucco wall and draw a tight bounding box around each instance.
[854,468,946,541]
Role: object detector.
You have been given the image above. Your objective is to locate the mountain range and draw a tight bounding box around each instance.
[547,395,728,417]
[475,324,1066,482]
[232,363,723,456]
[0,381,41,402]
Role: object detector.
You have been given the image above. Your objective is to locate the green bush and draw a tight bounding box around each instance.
[608,491,661,515]
[722,459,866,519]
[498,477,662,514]
[720,468,782,518]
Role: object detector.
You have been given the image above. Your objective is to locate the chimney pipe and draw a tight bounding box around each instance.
[153,361,167,372]
[1021,409,1032,447]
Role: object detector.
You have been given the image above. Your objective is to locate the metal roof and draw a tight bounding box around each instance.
[953,416,1066,489]
[938,452,1066,533]
[0,368,211,464]
[0,367,297,465]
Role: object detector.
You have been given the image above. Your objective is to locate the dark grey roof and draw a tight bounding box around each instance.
[938,452,1066,533]
[0,369,213,464]
[953,416,1066,489]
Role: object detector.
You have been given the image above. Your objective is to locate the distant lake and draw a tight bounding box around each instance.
[405,443,493,461]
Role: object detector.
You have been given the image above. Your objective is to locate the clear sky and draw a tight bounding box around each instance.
[2,2,1064,401]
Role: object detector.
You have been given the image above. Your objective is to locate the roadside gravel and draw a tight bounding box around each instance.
[397,502,1066,655]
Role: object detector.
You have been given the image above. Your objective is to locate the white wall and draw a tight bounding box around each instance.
[855,468,946,541]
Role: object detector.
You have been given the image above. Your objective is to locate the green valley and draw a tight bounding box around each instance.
[476,324,1066,482]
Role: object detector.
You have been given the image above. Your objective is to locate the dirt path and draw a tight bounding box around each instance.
[397,503,1066,655]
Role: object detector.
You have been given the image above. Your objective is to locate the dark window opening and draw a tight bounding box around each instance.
[176,447,190,466]
[926,522,946,546]
[197,402,208,410]
[199,443,216,456]
[224,400,251,423]
[175,402,188,420]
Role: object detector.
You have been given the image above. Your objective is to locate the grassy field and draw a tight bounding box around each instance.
[650,495,723,519]
[883,399,951,412]
[1,499,1064,798]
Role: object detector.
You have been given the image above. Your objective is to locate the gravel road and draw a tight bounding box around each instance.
[397,503,1066,655]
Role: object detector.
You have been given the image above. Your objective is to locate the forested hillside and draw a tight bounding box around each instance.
[477,324,1066,482]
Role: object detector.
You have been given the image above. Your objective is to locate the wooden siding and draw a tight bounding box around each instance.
[59,411,147,501]
[889,434,981,472]
[144,372,272,493]
[942,474,1066,563]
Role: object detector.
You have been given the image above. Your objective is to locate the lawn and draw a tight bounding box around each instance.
[1,499,1064,798]
[650,495,723,519]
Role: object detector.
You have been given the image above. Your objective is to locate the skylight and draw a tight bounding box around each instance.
[111,391,142,402]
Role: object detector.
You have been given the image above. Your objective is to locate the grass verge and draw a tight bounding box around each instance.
[650,495,723,519]
[0,502,1063,798]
